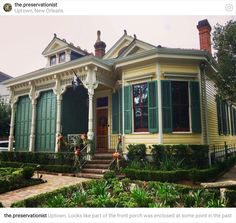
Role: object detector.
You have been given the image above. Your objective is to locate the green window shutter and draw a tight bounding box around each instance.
[233,108,236,136]
[222,101,227,135]
[190,82,202,133]
[118,88,123,134]
[148,81,158,133]
[161,80,172,133]
[112,92,119,134]
[230,105,236,136]
[124,85,132,134]
[226,104,230,135]
[216,96,223,135]
[35,90,56,152]
[15,96,32,151]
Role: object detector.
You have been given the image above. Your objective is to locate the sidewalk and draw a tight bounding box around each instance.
[0,174,90,207]
[216,165,236,182]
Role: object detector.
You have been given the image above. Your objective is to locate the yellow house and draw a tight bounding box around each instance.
[3,19,236,157]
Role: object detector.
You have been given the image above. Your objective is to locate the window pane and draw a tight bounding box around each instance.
[59,52,65,63]
[172,81,190,131]
[133,83,148,132]
[50,56,56,66]
[96,97,108,107]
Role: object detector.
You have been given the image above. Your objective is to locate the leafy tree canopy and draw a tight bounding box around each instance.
[0,99,11,137]
[213,20,236,102]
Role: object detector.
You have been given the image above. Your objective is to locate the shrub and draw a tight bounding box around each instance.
[127,144,147,161]
[0,161,75,173]
[225,189,236,207]
[123,167,221,183]
[22,166,34,180]
[103,171,116,181]
[151,144,209,168]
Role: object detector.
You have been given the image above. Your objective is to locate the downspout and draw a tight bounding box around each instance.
[156,63,163,144]
[122,72,125,154]
[200,62,210,165]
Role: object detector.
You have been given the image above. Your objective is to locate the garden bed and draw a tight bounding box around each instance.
[0,167,44,194]
[11,177,231,208]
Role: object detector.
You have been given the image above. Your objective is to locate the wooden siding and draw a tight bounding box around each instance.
[163,133,201,144]
[124,133,159,153]
[206,79,236,145]
[15,96,32,151]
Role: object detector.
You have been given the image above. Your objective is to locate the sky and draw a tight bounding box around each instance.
[0,15,235,77]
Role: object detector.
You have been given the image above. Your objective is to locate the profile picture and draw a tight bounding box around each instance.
[3,3,12,12]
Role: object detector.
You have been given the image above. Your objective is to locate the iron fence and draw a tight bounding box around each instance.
[210,142,236,164]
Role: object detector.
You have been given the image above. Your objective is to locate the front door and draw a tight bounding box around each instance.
[96,108,108,152]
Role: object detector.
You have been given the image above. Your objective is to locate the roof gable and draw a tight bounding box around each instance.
[103,34,134,59]
[42,36,69,56]
[117,39,156,58]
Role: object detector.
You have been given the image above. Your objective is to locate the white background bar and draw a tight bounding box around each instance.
[0,208,236,223]
[0,0,235,15]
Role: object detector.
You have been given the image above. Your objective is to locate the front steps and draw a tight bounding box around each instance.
[78,153,114,179]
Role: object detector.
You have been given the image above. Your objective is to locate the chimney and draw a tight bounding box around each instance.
[197,19,212,54]
[94,30,106,58]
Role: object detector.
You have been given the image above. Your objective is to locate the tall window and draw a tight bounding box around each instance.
[50,55,56,66]
[133,83,148,132]
[59,52,65,63]
[172,81,190,132]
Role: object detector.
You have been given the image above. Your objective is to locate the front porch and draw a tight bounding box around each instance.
[7,61,118,154]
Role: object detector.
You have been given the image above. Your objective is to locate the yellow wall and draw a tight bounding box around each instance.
[206,78,236,146]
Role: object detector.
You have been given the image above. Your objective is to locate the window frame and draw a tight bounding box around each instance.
[132,82,148,132]
[50,55,56,66]
[171,80,191,133]
[59,52,66,63]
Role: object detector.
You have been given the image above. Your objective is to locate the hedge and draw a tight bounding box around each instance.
[152,144,209,168]
[0,151,75,166]
[123,167,221,183]
[225,189,236,207]
[0,167,44,194]
[0,161,76,173]
[11,181,91,207]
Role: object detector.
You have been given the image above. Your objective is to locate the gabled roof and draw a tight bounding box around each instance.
[103,32,134,59]
[104,31,156,59]
[117,38,156,58]
[0,71,12,82]
[42,34,87,57]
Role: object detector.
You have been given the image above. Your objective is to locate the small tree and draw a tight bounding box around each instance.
[213,20,236,102]
[0,98,11,138]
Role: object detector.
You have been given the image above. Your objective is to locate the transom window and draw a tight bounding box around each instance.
[50,55,56,66]
[133,83,148,132]
[171,81,190,132]
[59,52,65,63]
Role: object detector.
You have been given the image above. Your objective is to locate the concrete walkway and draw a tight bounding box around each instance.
[216,165,236,182]
[0,174,90,207]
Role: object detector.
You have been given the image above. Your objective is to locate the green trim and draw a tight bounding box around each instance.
[148,81,158,133]
[161,80,172,133]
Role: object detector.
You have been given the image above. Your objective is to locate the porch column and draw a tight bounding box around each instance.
[83,66,98,159]
[53,75,63,152]
[29,99,37,152]
[8,102,16,151]
[87,88,94,140]
[55,94,62,152]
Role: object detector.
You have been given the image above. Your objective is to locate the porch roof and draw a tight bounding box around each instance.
[3,55,113,87]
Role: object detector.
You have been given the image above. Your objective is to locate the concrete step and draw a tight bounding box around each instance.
[78,173,103,179]
[88,159,112,164]
[93,153,114,160]
[81,168,109,174]
[84,163,110,169]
